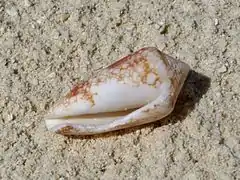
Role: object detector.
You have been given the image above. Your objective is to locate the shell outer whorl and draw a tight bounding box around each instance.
[45,47,190,135]
[56,47,164,109]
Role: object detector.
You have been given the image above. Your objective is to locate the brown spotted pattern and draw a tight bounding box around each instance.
[95,48,162,88]
[57,125,75,135]
[65,81,95,105]
[53,48,165,110]
[60,48,163,107]
[49,47,189,118]
[49,80,95,113]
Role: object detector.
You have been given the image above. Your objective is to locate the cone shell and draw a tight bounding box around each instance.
[45,47,190,135]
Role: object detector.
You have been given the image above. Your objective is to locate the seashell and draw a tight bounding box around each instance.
[45,47,190,135]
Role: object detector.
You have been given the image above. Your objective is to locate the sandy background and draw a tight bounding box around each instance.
[0,0,239,179]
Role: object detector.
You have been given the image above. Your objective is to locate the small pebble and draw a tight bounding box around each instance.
[60,13,70,22]
[24,0,31,7]
[216,92,221,98]
[218,65,227,73]
[209,101,214,106]
[31,78,39,85]
[24,122,32,127]
[48,72,56,79]
[0,27,5,36]
[6,6,18,17]
[154,24,160,30]
[51,29,60,39]
[158,21,165,26]
[4,113,14,122]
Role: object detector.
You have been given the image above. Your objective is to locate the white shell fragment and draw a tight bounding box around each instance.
[45,47,190,135]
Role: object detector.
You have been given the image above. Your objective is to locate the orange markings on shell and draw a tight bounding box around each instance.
[107,51,161,87]
[64,47,162,104]
[57,126,74,135]
[107,54,133,69]
[107,47,149,70]
[68,84,81,97]
[65,82,95,105]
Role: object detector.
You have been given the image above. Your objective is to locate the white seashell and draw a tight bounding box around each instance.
[45,47,190,135]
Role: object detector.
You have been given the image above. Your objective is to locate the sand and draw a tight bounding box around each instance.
[0,0,239,179]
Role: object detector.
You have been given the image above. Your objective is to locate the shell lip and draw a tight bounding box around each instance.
[45,104,175,136]
[45,108,138,120]
[44,107,143,134]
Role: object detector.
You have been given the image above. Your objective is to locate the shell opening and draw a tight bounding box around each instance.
[45,108,138,130]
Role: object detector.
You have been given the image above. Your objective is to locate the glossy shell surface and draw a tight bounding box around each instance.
[45,47,190,135]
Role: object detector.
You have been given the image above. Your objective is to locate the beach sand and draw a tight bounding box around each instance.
[1,0,239,179]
